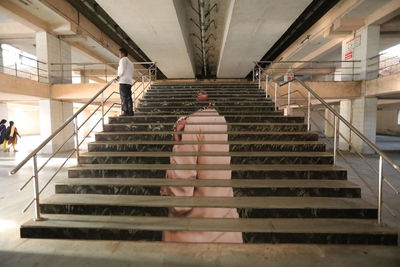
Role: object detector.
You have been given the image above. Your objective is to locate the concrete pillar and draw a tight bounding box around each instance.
[339,100,352,151]
[0,103,9,120]
[0,44,3,73]
[341,25,380,81]
[351,97,377,154]
[35,32,72,84]
[324,105,339,137]
[39,99,74,154]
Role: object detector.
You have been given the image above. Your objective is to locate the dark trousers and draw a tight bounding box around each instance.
[119,83,134,115]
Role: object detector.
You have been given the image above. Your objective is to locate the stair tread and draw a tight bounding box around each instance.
[80,151,332,157]
[96,131,317,135]
[56,178,358,188]
[105,123,305,126]
[40,194,374,209]
[70,164,345,171]
[22,215,395,234]
[89,140,324,145]
[109,115,302,118]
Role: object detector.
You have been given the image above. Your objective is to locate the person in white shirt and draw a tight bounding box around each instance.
[117,48,134,116]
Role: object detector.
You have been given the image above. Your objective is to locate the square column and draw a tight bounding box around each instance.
[35,32,72,83]
[341,25,380,81]
[338,100,352,151]
[39,100,74,154]
[351,97,377,154]
[0,44,3,73]
[0,103,9,120]
[324,105,339,137]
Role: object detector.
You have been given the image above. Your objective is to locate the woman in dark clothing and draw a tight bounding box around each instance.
[5,121,21,152]
[0,119,7,151]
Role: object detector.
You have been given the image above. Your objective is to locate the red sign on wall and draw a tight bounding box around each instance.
[344,51,353,60]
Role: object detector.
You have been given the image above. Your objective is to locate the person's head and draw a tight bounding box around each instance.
[119,48,128,59]
[9,121,14,127]
[196,90,209,102]
[0,119,6,125]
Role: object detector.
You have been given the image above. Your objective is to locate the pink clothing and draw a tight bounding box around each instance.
[160,108,243,243]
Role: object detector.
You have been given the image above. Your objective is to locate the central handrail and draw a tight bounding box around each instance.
[9,78,117,175]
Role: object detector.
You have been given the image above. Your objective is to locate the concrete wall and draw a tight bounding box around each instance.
[377,108,400,136]
[7,103,40,136]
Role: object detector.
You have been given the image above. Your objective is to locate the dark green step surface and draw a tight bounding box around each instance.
[108,115,304,123]
[78,151,333,165]
[21,215,396,245]
[94,131,318,142]
[55,178,359,197]
[68,164,347,180]
[87,140,326,153]
[103,123,306,132]
[39,194,376,219]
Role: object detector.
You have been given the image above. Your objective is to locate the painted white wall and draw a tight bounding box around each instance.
[377,109,400,135]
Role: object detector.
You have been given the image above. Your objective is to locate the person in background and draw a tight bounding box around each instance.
[160,91,243,243]
[0,119,7,151]
[4,121,21,152]
[117,47,134,116]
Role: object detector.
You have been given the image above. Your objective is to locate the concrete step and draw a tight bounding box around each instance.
[78,151,333,165]
[151,84,259,88]
[134,111,282,116]
[138,101,274,107]
[21,215,396,245]
[55,178,359,197]
[144,94,267,99]
[142,96,269,101]
[94,131,319,142]
[136,106,278,113]
[87,140,326,153]
[38,194,375,219]
[108,115,304,124]
[103,122,307,132]
[68,164,347,180]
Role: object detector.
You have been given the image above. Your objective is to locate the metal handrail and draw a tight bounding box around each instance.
[278,78,400,224]
[10,60,155,221]
[9,78,117,176]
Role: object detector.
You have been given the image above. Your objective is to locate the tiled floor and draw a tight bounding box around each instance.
[0,135,399,266]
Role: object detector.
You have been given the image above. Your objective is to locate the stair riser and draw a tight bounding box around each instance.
[94,133,319,142]
[103,124,307,132]
[142,97,270,101]
[136,107,278,112]
[55,185,360,198]
[20,228,396,245]
[134,111,282,116]
[78,155,333,165]
[109,117,305,124]
[68,169,346,180]
[88,143,326,153]
[147,89,265,93]
[39,204,374,219]
[139,102,274,107]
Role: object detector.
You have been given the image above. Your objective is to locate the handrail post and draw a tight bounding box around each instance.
[274,83,277,110]
[74,117,80,162]
[287,82,291,115]
[32,155,43,221]
[265,74,268,98]
[333,116,337,166]
[307,92,311,131]
[258,67,261,88]
[378,156,383,224]
[101,91,105,128]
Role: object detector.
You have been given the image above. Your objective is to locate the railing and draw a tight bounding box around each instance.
[49,62,157,84]
[253,60,362,83]
[260,73,400,224]
[9,64,155,221]
[0,51,48,82]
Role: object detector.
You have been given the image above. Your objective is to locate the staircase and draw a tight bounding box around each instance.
[21,82,398,245]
